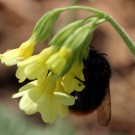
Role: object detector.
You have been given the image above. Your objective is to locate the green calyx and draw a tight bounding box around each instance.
[32,9,63,43]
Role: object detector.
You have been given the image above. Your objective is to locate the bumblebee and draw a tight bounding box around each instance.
[69,47,111,127]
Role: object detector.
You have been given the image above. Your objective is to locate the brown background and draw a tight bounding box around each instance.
[0,0,135,135]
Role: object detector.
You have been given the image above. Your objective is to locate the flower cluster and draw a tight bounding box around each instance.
[0,7,105,123]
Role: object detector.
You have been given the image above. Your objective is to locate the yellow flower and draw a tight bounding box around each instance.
[0,38,36,66]
[46,47,73,74]
[16,47,56,82]
[12,74,75,123]
[62,62,85,94]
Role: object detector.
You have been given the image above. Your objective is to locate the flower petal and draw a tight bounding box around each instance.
[1,49,19,66]
[19,92,38,114]
[57,104,69,117]
[12,80,37,98]
[62,72,85,94]
[16,66,27,83]
[54,92,75,105]
[46,53,66,74]
[38,94,57,123]
[25,62,47,80]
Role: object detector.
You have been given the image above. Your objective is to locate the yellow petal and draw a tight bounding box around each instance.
[19,80,37,92]
[12,90,28,98]
[19,83,41,114]
[16,66,27,83]
[62,72,85,94]
[17,55,37,67]
[57,104,69,117]
[54,92,75,105]
[12,80,37,98]
[46,53,66,74]
[1,49,19,66]
[25,62,48,80]
[70,62,85,81]
[19,39,36,59]
[19,93,38,114]
[38,94,57,123]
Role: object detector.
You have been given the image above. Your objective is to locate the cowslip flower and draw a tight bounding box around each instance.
[4,8,105,124]
[16,46,58,82]
[12,74,75,123]
[0,38,36,66]
[62,62,85,94]
[46,46,73,75]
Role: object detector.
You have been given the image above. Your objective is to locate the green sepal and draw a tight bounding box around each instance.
[49,19,85,47]
[32,9,63,43]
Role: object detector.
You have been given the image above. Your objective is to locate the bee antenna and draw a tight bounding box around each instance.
[89,46,108,56]
[89,46,96,50]
[74,76,84,83]
[99,52,108,56]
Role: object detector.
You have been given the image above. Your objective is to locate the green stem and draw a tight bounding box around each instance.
[105,15,135,56]
[61,6,104,15]
[59,6,135,56]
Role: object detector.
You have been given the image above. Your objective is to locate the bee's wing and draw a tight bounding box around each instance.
[97,86,111,127]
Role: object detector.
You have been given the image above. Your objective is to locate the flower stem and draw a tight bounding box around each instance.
[105,15,135,56]
[61,6,104,15]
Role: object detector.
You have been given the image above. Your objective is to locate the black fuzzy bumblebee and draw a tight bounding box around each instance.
[69,47,111,127]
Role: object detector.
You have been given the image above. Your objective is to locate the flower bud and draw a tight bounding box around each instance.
[33,9,63,43]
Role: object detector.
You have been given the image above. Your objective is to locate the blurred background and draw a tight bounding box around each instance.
[0,0,135,135]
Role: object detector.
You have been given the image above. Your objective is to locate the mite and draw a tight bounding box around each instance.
[69,47,111,127]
